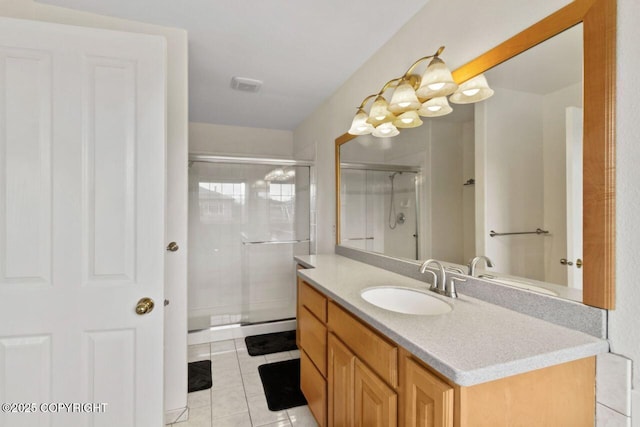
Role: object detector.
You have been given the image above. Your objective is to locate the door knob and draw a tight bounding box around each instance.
[576,259,583,268]
[136,297,155,315]
[560,258,574,266]
[166,242,179,252]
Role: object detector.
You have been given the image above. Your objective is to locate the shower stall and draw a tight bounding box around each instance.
[187,155,312,338]
[340,163,419,260]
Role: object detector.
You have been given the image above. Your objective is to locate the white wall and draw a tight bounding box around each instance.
[295,0,640,422]
[478,88,546,281]
[0,0,190,421]
[611,0,640,405]
[190,122,293,158]
[430,121,465,264]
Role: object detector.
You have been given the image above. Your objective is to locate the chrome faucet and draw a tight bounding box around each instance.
[467,255,494,277]
[445,276,466,299]
[419,259,447,295]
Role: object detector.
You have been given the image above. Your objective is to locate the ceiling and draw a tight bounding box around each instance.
[36,0,430,130]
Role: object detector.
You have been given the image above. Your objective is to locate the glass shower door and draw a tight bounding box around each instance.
[188,161,310,331]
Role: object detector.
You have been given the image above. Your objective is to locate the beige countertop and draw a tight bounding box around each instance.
[295,254,609,386]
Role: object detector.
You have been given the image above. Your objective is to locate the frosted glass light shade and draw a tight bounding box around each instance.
[393,110,423,128]
[367,96,396,126]
[418,96,453,117]
[449,74,494,104]
[416,57,458,99]
[372,122,400,138]
[348,108,375,135]
[388,81,421,113]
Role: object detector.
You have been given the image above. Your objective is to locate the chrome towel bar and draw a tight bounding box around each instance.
[241,239,310,245]
[489,228,549,237]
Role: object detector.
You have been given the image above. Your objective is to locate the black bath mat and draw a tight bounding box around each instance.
[245,330,297,356]
[188,360,212,393]
[258,358,307,411]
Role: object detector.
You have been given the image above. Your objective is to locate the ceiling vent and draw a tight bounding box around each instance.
[230,76,262,93]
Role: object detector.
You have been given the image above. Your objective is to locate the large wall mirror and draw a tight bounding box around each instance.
[335,0,615,309]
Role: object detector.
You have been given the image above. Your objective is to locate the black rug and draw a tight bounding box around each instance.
[258,358,307,411]
[245,330,297,356]
[188,360,212,393]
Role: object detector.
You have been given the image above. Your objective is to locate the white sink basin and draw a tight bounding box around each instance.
[360,286,452,315]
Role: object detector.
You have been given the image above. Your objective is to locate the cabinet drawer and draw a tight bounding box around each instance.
[299,306,327,376]
[298,279,327,322]
[328,302,398,387]
[301,350,327,427]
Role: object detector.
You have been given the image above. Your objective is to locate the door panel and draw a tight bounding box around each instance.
[85,330,135,426]
[0,17,165,426]
[0,47,52,286]
[83,56,137,282]
[354,359,397,427]
[0,336,51,426]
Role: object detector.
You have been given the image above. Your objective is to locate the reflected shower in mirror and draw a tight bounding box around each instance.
[338,23,583,301]
[340,165,419,260]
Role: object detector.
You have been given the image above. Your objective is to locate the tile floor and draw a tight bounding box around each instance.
[170,338,318,427]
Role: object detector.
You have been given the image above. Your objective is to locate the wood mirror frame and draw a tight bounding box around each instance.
[335,0,616,309]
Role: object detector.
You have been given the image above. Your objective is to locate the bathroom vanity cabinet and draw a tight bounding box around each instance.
[296,276,596,427]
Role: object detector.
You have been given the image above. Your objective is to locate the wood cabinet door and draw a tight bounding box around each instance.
[301,350,327,427]
[404,358,454,427]
[328,333,355,427]
[354,359,397,427]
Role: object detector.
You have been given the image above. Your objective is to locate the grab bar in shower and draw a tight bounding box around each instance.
[342,237,374,241]
[241,239,311,245]
[489,228,549,237]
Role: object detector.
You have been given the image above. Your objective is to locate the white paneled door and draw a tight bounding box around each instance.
[566,106,583,290]
[0,17,166,426]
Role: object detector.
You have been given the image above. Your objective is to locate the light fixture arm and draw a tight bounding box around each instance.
[355,46,446,107]
[377,78,402,95]
[357,94,379,110]
[403,46,446,77]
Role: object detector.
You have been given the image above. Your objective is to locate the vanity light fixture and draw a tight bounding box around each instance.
[393,110,423,128]
[348,46,494,137]
[347,107,375,135]
[372,121,400,138]
[418,96,453,117]
[449,74,495,104]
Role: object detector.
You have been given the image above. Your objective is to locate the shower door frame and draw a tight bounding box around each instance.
[188,154,315,331]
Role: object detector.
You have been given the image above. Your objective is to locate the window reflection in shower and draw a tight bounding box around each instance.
[188,160,311,331]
